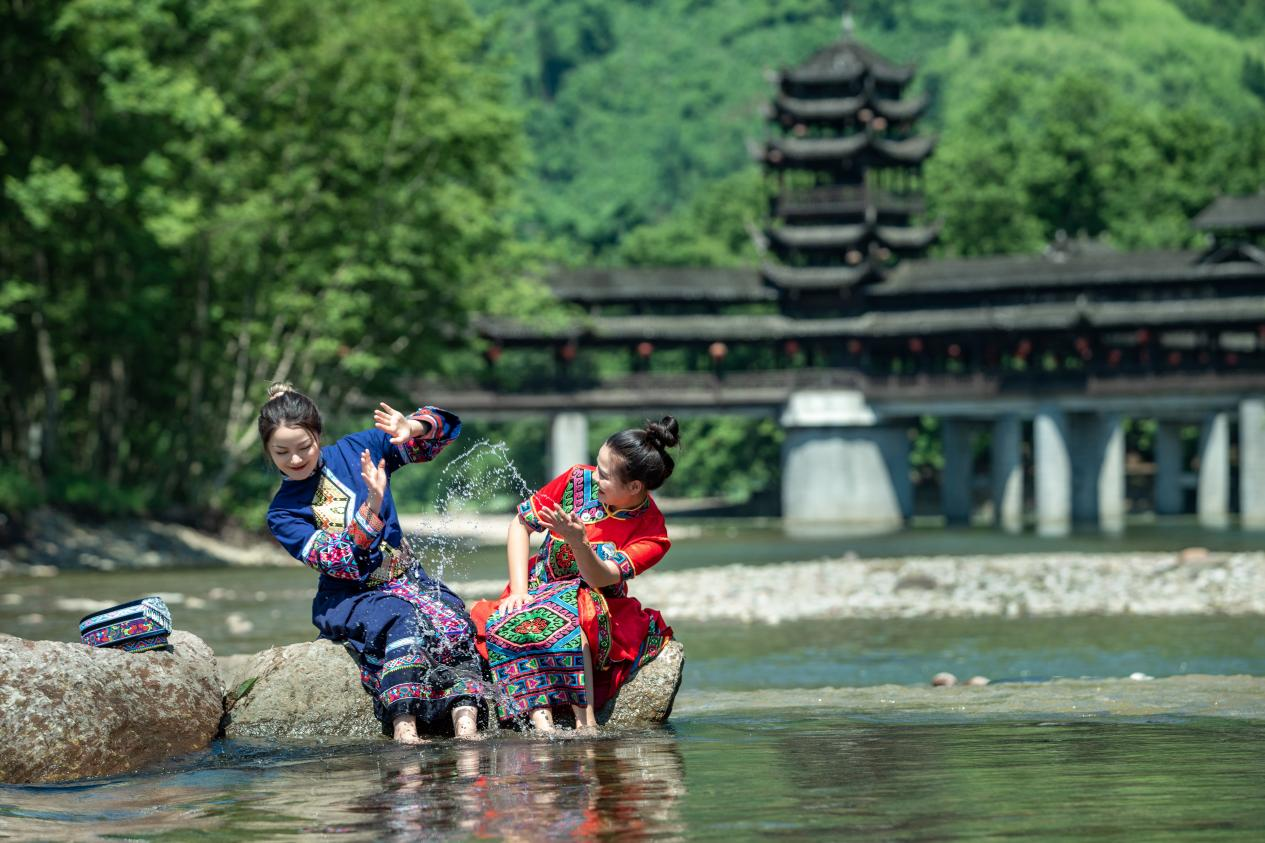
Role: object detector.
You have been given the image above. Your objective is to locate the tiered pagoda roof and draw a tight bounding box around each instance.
[757,25,938,295]
[765,91,929,126]
[765,221,940,252]
[757,132,936,170]
[775,37,915,88]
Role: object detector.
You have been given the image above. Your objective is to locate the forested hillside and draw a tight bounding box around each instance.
[4,0,1265,526]
[474,0,1265,261]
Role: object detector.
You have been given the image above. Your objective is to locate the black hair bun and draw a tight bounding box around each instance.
[644,416,680,451]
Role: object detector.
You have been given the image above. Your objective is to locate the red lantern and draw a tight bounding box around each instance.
[1107,349,1122,367]
[947,343,961,358]
[1016,339,1032,358]
[1167,351,1182,367]
[708,341,728,362]
[1227,352,1240,367]
[1136,329,1151,345]
[558,342,578,363]
[636,341,654,358]
[784,339,800,356]
[908,337,924,354]
[847,339,863,355]
[484,345,502,364]
[793,123,807,137]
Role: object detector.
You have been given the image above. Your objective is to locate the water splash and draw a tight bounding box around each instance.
[397,439,539,734]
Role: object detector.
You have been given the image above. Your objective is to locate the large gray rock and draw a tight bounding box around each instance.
[598,639,685,728]
[221,638,686,738]
[222,640,381,739]
[0,630,223,784]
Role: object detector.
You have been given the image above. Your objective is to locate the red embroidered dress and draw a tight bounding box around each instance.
[470,464,673,719]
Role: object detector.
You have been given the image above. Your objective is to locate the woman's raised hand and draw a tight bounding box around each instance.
[538,504,587,546]
[360,449,387,512]
[373,402,415,445]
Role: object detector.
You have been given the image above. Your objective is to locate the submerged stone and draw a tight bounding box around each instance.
[220,638,686,739]
[0,630,222,784]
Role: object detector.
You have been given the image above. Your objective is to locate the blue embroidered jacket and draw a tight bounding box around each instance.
[266,407,460,593]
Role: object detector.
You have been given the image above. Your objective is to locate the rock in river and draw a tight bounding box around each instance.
[0,631,223,784]
[221,638,686,738]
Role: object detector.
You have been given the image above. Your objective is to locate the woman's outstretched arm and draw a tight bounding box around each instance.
[501,517,533,614]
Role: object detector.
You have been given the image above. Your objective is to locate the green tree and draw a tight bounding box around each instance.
[0,0,528,524]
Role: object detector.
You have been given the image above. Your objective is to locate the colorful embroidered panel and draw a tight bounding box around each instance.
[311,468,355,534]
[486,581,588,717]
[299,530,359,580]
[396,407,458,464]
[348,502,383,550]
[353,588,487,724]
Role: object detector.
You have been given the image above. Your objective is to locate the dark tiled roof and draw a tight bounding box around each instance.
[770,92,928,123]
[867,250,1265,296]
[480,295,1265,343]
[780,38,915,86]
[1192,195,1265,232]
[761,133,936,167]
[766,223,938,251]
[761,262,874,290]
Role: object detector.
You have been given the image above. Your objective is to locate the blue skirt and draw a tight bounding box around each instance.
[313,577,487,732]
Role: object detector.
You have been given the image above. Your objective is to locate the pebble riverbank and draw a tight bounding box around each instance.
[3,511,1263,622]
[452,550,1265,622]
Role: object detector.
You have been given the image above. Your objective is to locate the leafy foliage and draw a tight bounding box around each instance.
[476,0,1265,261]
[1,0,527,524]
[6,0,1265,523]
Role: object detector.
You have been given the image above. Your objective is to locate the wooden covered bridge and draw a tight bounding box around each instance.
[428,29,1265,535]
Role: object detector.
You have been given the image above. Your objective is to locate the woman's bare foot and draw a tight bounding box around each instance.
[571,703,597,732]
[452,705,478,739]
[530,708,556,733]
[393,714,423,744]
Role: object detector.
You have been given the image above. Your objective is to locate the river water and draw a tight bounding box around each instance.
[2,522,1264,839]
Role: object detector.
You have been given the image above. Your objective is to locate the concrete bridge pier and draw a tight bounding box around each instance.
[1153,421,1185,516]
[1070,413,1126,534]
[549,411,590,478]
[1198,412,1230,528]
[1034,405,1071,537]
[940,419,978,525]
[780,390,911,532]
[991,414,1024,534]
[1239,399,1265,529]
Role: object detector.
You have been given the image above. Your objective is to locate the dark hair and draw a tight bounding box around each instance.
[604,416,681,491]
[257,382,323,448]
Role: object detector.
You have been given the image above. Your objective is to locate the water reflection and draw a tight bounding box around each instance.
[342,734,686,841]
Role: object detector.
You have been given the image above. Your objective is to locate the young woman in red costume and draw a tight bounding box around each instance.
[470,417,680,732]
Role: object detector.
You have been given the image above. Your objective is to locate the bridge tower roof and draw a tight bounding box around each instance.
[758,26,938,299]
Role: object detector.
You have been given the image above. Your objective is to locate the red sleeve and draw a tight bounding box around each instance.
[515,466,575,533]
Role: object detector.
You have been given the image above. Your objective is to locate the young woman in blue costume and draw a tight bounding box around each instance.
[259,382,486,743]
